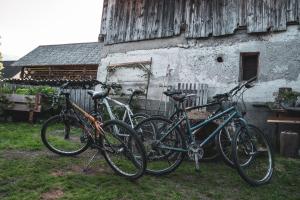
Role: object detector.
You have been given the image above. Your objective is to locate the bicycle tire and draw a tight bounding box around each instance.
[101,120,147,180]
[232,125,274,186]
[41,115,90,156]
[135,116,186,176]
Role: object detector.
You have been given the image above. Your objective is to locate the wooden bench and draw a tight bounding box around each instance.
[267,116,300,124]
[3,94,42,122]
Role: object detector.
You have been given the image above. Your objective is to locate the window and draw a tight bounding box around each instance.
[240,53,259,81]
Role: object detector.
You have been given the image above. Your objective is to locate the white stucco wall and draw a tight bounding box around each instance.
[98,25,300,103]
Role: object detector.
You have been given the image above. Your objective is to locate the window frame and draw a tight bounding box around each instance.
[239,52,260,82]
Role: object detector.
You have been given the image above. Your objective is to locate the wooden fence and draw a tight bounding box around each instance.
[167,82,209,116]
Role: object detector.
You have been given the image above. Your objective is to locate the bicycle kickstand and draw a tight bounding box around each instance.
[83,150,101,173]
[195,154,200,171]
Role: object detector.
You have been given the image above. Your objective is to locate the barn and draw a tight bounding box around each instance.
[96,0,300,145]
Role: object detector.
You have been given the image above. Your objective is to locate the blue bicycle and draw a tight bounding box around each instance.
[135,77,274,186]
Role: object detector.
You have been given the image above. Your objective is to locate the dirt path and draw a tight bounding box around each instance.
[0,149,101,160]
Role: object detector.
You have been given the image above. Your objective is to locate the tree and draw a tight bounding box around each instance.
[0,51,3,79]
[0,35,3,79]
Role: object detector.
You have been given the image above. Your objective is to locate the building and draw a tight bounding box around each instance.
[97,0,300,140]
[12,42,103,80]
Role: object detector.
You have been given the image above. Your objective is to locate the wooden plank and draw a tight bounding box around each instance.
[286,0,298,22]
[238,0,248,27]
[185,0,213,38]
[174,0,185,35]
[267,116,300,124]
[5,94,35,103]
[100,0,109,36]
[272,0,287,31]
[247,0,287,33]
[212,0,238,36]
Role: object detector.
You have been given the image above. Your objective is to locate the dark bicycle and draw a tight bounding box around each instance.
[135,77,274,186]
[41,82,147,180]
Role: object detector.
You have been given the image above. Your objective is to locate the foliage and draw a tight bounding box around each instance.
[0,51,3,79]
[0,85,13,94]
[15,86,56,96]
[280,90,300,102]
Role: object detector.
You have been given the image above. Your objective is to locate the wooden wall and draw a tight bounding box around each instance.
[100,0,299,44]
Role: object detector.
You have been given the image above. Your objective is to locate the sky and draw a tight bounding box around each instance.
[0,0,103,60]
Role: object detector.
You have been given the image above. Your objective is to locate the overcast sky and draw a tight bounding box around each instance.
[0,0,103,60]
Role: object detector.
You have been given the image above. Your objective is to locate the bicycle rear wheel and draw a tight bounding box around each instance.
[101,120,146,180]
[135,116,186,176]
[232,125,274,186]
[41,115,89,156]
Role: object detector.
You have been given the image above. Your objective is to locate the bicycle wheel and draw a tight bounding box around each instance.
[101,120,146,180]
[232,125,274,186]
[131,113,150,127]
[215,122,236,168]
[41,115,89,156]
[135,116,186,176]
[125,113,150,128]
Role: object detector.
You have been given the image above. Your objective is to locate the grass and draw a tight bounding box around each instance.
[0,122,300,200]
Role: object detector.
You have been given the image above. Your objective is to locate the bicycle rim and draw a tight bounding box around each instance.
[41,115,89,156]
[135,117,185,175]
[233,126,274,186]
[102,120,146,179]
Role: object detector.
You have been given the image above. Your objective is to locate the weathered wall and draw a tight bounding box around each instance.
[98,25,300,103]
[100,0,300,44]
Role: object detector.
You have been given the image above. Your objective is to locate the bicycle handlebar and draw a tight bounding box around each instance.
[213,76,257,101]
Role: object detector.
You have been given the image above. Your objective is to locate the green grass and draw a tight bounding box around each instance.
[0,122,299,200]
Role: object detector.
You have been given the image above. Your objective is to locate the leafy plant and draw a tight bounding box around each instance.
[0,85,13,94]
[280,90,299,102]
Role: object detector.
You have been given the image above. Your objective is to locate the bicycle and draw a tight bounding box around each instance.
[87,86,150,129]
[135,77,274,186]
[41,82,147,180]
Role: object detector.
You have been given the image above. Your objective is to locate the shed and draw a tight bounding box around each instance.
[12,42,103,80]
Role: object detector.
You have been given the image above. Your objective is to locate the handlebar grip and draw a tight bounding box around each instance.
[246,76,257,84]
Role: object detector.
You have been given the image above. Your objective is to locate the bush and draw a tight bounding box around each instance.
[15,86,56,96]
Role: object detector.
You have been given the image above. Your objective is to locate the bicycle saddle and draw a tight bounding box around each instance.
[133,89,145,95]
[87,90,108,100]
[163,90,182,97]
[171,94,186,102]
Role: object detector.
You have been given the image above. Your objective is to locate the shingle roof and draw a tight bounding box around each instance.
[12,42,103,67]
[2,61,22,78]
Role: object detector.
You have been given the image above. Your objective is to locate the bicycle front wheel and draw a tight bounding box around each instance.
[135,116,186,176]
[232,125,274,186]
[41,115,89,156]
[101,120,147,180]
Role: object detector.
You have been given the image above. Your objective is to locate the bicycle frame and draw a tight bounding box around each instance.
[62,93,104,138]
[101,97,136,128]
[157,105,246,153]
